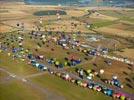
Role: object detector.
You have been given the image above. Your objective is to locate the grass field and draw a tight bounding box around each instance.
[31,74,112,100]
[0,52,38,76]
[98,10,134,23]
[91,20,118,29]
[0,80,46,100]
[98,10,134,18]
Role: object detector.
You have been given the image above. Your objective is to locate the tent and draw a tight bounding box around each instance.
[81,82,88,88]
[93,85,102,92]
[70,78,76,83]
[55,61,60,66]
[120,95,126,100]
[112,79,121,87]
[100,69,104,74]
[55,72,62,77]
[62,73,71,81]
[88,83,94,89]
[76,80,82,86]
[59,63,64,68]
[103,89,113,96]
[28,54,33,59]
[8,53,11,56]
[31,60,37,67]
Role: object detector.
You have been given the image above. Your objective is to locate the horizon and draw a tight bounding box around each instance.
[0,0,134,7]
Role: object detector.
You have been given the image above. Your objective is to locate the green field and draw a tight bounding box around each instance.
[0,52,38,76]
[98,10,134,23]
[31,74,112,100]
[0,80,46,100]
[91,20,118,29]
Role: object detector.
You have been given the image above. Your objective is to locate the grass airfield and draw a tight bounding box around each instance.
[0,2,134,100]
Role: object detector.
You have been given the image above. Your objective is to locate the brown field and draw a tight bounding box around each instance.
[109,22,134,31]
[89,12,118,21]
[0,24,13,32]
[1,2,134,36]
[95,27,134,37]
[115,48,134,59]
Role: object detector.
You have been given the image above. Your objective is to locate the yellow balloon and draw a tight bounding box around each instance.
[8,53,11,56]
[21,59,25,61]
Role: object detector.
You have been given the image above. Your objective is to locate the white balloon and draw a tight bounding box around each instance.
[100,69,104,74]
[113,75,118,79]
